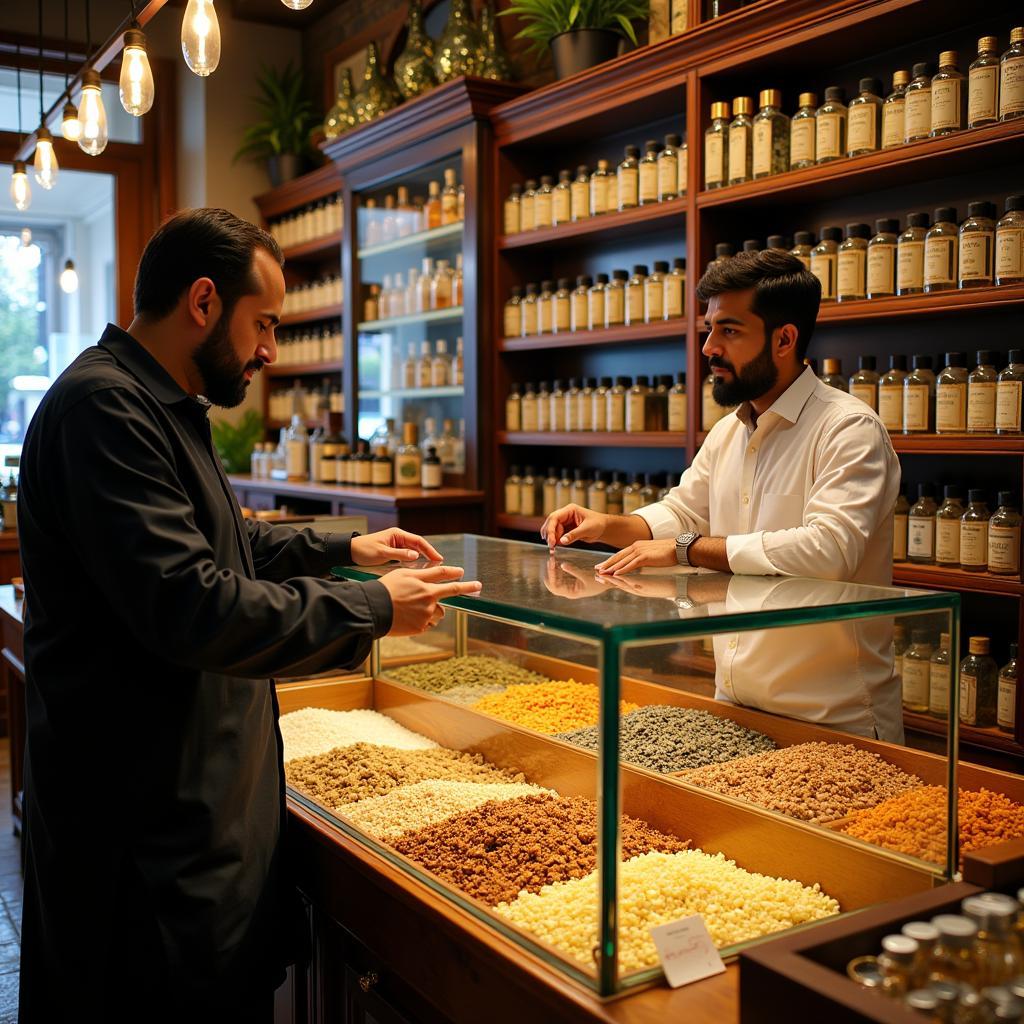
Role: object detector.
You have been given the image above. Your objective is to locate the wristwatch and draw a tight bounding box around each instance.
[675,532,700,567]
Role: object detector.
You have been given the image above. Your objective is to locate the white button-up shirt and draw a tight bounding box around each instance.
[634,367,904,741]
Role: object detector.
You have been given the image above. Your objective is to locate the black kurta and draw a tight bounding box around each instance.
[17,324,392,1019]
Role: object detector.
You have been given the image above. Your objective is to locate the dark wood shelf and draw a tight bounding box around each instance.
[266,360,342,378]
[893,563,1024,598]
[500,318,686,352]
[498,431,688,448]
[228,474,484,509]
[279,303,343,327]
[813,285,1024,326]
[889,432,1024,456]
[281,232,342,263]
[904,710,1024,759]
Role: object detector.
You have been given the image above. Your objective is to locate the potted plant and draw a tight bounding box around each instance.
[233,61,320,187]
[500,0,649,80]
[211,410,265,474]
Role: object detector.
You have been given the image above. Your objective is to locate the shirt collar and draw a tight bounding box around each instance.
[97,323,202,411]
[736,365,818,429]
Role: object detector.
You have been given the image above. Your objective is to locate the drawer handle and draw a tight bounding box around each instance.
[358,971,379,993]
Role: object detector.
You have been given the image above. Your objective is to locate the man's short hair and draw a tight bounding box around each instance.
[696,249,821,360]
[134,207,284,321]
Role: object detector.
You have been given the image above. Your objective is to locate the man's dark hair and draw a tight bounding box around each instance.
[696,249,821,360]
[133,207,284,321]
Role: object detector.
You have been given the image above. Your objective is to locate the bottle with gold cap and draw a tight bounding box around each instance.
[931,51,965,136]
[960,635,998,727]
[790,92,817,169]
[394,421,423,486]
[1000,27,1024,121]
[752,89,789,179]
[969,36,1001,128]
[882,70,911,149]
[847,78,883,156]
[815,86,847,163]
[727,96,754,185]
[820,358,847,391]
[704,102,731,190]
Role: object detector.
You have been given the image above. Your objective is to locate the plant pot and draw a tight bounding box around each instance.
[267,153,302,188]
[548,29,621,81]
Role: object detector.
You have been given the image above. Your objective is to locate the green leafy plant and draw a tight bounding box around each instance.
[500,0,649,58]
[233,61,320,163]
[211,410,265,473]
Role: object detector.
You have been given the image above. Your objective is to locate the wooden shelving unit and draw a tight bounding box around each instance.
[499,431,687,448]
[894,564,1024,599]
[500,318,686,352]
[888,433,1024,456]
[281,231,342,263]
[279,302,344,327]
[266,360,342,379]
[815,285,1024,325]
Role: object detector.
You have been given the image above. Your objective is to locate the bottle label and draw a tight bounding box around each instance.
[553,296,570,331]
[522,302,538,335]
[903,384,929,431]
[878,385,903,431]
[669,392,687,432]
[851,383,877,409]
[908,516,936,559]
[520,483,537,516]
[999,676,1017,729]
[627,392,647,432]
[997,380,1023,431]
[505,397,521,431]
[936,518,961,563]
[627,282,645,324]
[617,166,639,208]
[658,154,678,197]
[521,397,538,431]
[961,521,988,566]
[847,102,877,152]
[645,280,664,320]
[536,398,549,431]
[753,121,773,175]
[936,382,967,432]
[588,489,608,515]
[837,250,866,299]
[592,392,607,431]
[728,124,750,180]
[790,117,815,164]
[639,163,658,202]
[930,663,951,715]
[534,192,552,229]
[969,66,998,124]
[678,144,688,195]
[553,188,571,224]
[881,99,904,148]
[960,231,993,281]
[867,244,895,295]
[577,394,591,431]
[925,236,956,286]
[590,174,608,215]
[816,112,843,159]
[503,200,520,234]
[989,523,1021,573]
[904,88,932,138]
[570,181,588,220]
[902,658,931,706]
[608,393,625,431]
[704,133,724,187]
[665,276,684,317]
[1001,55,1024,117]
[442,192,458,221]
[960,672,978,725]
[589,291,605,329]
[810,251,836,299]
[606,286,625,325]
[996,226,1024,279]
[931,77,962,131]
[967,380,996,430]
[571,293,588,332]
[504,481,521,513]
[893,512,908,560]
[897,239,925,291]
[504,305,521,337]
[396,454,420,483]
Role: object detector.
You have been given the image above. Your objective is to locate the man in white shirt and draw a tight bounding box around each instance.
[541,249,903,741]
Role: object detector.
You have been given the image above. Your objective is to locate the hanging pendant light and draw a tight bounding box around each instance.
[120,26,155,115]
[33,0,59,189]
[181,0,221,77]
[60,259,80,294]
[10,162,31,212]
[78,69,109,156]
[60,0,81,140]
[280,0,314,9]
[20,227,33,247]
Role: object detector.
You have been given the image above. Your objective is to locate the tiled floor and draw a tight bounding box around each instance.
[0,738,22,1023]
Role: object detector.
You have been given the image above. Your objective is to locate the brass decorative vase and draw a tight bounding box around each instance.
[323,67,357,138]
[394,0,437,99]
[433,0,485,83]
[479,0,511,81]
[353,42,401,124]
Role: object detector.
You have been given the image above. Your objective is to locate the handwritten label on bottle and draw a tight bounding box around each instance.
[996,227,1024,280]
[848,103,877,152]
[997,380,1023,431]
[810,252,836,299]
[931,78,962,131]
[816,112,842,159]
[881,100,905,148]
[867,244,895,295]
[905,89,931,139]
[998,676,1016,729]
[837,250,866,299]
[969,67,998,123]
[903,385,930,431]
[1000,56,1024,117]
[930,663,951,715]
[878,386,903,432]
[960,232,994,281]
[967,381,996,431]
[936,518,961,564]
[705,134,724,187]
[790,118,815,164]
[898,240,925,291]
[902,658,931,706]
[960,672,978,725]
[925,237,956,287]
[960,521,988,567]
[936,383,967,432]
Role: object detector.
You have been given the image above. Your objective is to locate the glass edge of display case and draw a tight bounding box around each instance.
[357,306,465,332]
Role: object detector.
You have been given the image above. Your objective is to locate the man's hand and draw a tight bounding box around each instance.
[540,504,608,549]
[599,573,680,600]
[351,528,443,567]
[379,565,482,636]
[595,539,677,575]
[542,558,608,600]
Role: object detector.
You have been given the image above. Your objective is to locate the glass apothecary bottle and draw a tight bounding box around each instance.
[810,226,842,301]
[961,490,991,573]
[555,466,572,507]
[936,352,968,434]
[639,140,660,205]
[902,355,935,433]
[849,356,879,409]
[520,179,537,231]
[789,92,817,169]
[924,207,959,293]
[592,377,612,432]
[504,286,523,337]
[521,282,540,335]
[820,358,847,391]
[520,382,538,431]
[571,275,591,332]
[617,145,640,211]
[867,218,898,299]
[752,89,789,178]
[893,492,910,561]
[519,466,540,516]
[936,485,965,567]
[960,636,998,727]
[626,265,648,326]
[904,63,932,142]
[1000,27,1024,121]
[504,464,522,513]
[541,466,558,517]
[668,372,687,432]
[646,261,667,322]
[902,629,933,712]
[728,96,754,185]
[897,212,930,295]
[969,36,1001,128]
[626,375,651,432]
[605,270,628,327]
[665,258,686,319]
[704,101,731,189]
[959,201,997,289]
[908,483,937,564]
[996,195,1024,286]
[571,165,590,222]
[790,230,815,270]
[534,175,554,230]
[589,274,609,330]
[998,643,1019,733]
[837,223,871,302]
[505,383,522,431]
[967,350,998,433]
[848,77,883,156]
[587,471,608,514]
[882,70,910,149]
[590,160,611,215]
[988,491,1022,576]
[997,349,1024,434]
[553,170,572,226]
[930,631,953,719]
[659,134,681,200]
[930,51,965,136]
[608,376,629,431]
[536,382,550,431]
[815,86,847,164]
[552,278,571,334]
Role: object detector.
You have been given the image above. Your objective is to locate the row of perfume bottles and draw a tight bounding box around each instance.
[704,29,1024,189]
[503,261,686,338]
[503,135,688,234]
[894,486,1022,577]
[363,256,464,322]
[274,326,343,367]
[506,375,688,434]
[268,382,343,424]
[325,421,465,489]
[361,170,464,248]
[504,467,678,519]
[396,338,464,390]
[282,275,343,316]
[267,196,343,249]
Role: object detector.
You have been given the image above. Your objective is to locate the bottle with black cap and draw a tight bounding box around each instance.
[669,372,687,431]
[606,269,628,326]
[552,277,572,333]
[849,355,879,409]
[848,77,883,156]
[989,491,1022,576]
[810,226,843,300]
[959,201,998,288]
[867,218,900,298]
[665,257,686,318]
[617,145,640,210]
[904,62,933,142]
[608,376,630,431]
[967,350,999,433]
[542,466,559,517]
[606,470,625,515]
[790,230,815,270]
[908,483,938,564]
[903,355,935,433]
[553,169,572,226]
[728,96,755,185]
[588,273,609,330]
[639,139,661,205]
[710,242,735,269]
[815,86,847,163]
[998,643,1019,732]
[504,464,522,514]
[556,466,573,507]
[878,354,908,432]
[592,377,612,431]
[571,275,592,332]
[659,134,681,201]
[997,350,1024,434]
[626,264,649,325]
[936,352,968,434]
[930,50,965,137]
[837,223,872,301]
[578,377,597,431]
[626,375,651,432]
[960,490,992,573]
[766,234,791,251]
[897,212,930,294]
[936,485,966,566]
[534,175,554,229]
[742,239,761,253]
[571,165,590,222]
[421,445,442,490]
[924,207,959,292]
[549,378,566,432]
[996,195,1024,286]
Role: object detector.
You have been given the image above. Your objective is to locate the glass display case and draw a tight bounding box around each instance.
[280,534,975,996]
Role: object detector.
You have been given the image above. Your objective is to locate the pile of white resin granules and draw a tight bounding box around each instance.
[280,707,438,762]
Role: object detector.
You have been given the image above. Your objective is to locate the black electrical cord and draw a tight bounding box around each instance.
[15,42,22,143]
[38,0,44,123]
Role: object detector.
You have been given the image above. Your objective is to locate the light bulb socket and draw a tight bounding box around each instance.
[12,161,27,175]
[81,68,102,90]
[63,259,76,272]
[123,28,147,49]
[36,126,53,145]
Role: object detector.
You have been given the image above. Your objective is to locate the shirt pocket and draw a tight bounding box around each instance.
[757,492,805,532]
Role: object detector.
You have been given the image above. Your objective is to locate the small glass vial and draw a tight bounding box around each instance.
[902,354,935,433]
[815,86,847,164]
[589,273,609,330]
[503,183,522,234]
[908,483,937,564]
[789,92,817,169]
[961,490,991,573]
[520,381,538,431]
[431,338,451,387]
[996,195,1024,286]
[563,378,580,431]
[534,175,554,230]
[936,485,966,568]
[894,493,910,561]
[668,372,687,432]
[878,354,908,433]
[867,218,899,299]
[964,894,1024,988]
[967,350,999,433]
[504,286,523,338]
[904,62,932,142]
[936,351,968,434]
[605,270,628,327]
[552,277,571,333]
[902,629,933,711]
[569,468,588,507]
[882,70,910,149]
[849,355,879,409]
[421,446,442,489]
[608,376,629,431]
[659,134,681,201]
[553,169,572,226]
[752,88,789,178]
[621,473,643,514]
[879,935,919,998]
[848,77,883,156]
[626,264,648,325]
[505,382,522,431]
[989,491,1022,576]
[542,466,559,517]
[790,230,815,270]
[1000,27,1024,121]
[998,643,1019,733]
[606,471,625,515]
[810,226,843,301]
[959,200,997,289]
[519,465,540,516]
[646,261,667,322]
[639,139,660,205]
[665,257,686,318]
[590,159,612,215]
[969,36,1001,128]
[924,207,959,293]
[571,275,592,332]
[820,358,847,391]
[931,916,981,982]
[931,51,965,136]
[577,377,596,431]
[441,168,459,224]
[617,145,640,211]
[371,445,393,487]
[929,633,953,719]
[520,179,537,231]
[897,212,930,295]
[587,471,608,514]
[555,466,573,507]
[997,348,1024,434]
[592,377,612,432]
[960,637,999,727]
[416,339,433,388]
[549,378,566,432]
[571,165,590,222]
[626,375,651,432]
[728,96,754,185]
[704,101,731,189]
[837,222,871,302]
[766,234,790,251]
[521,282,540,335]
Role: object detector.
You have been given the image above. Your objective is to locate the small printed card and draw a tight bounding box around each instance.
[650,915,727,988]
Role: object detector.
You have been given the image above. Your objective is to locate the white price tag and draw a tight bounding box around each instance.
[650,915,726,988]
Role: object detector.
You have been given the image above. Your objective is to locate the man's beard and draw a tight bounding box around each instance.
[710,334,779,407]
[192,313,260,408]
